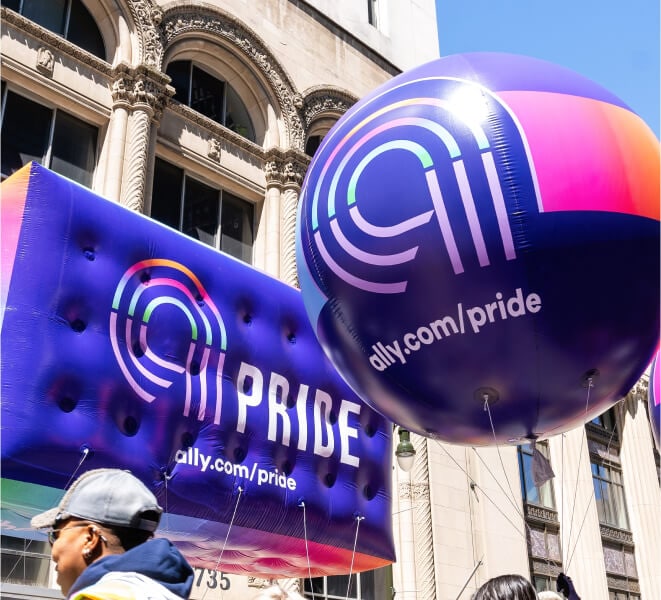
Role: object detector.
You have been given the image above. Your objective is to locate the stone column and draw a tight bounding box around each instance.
[104,75,131,202]
[617,385,661,600]
[280,159,306,288]
[395,466,418,600]
[107,64,172,213]
[410,434,437,600]
[263,160,283,279]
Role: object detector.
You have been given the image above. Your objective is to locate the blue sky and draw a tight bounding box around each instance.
[436,0,660,137]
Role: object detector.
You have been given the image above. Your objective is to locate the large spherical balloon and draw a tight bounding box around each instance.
[649,350,660,449]
[296,52,660,445]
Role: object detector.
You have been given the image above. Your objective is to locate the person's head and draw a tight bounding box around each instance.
[472,574,537,600]
[31,469,162,596]
[538,592,564,600]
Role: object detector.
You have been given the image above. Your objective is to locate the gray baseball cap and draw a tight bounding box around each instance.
[31,468,163,532]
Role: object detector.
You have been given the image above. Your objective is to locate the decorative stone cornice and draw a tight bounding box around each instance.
[524,502,559,525]
[600,524,634,545]
[167,102,265,160]
[263,148,310,188]
[1,7,111,75]
[111,63,174,121]
[301,85,358,129]
[160,5,305,150]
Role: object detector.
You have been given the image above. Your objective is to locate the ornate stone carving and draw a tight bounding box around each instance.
[524,502,559,525]
[127,0,164,67]
[399,481,430,501]
[263,150,309,189]
[207,138,221,162]
[161,7,305,150]
[283,161,306,188]
[600,524,634,545]
[36,46,54,75]
[110,63,174,121]
[2,7,110,74]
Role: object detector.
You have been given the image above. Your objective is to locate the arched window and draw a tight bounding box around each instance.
[1,0,106,60]
[166,60,256,142]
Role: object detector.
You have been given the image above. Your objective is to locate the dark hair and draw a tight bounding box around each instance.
[472,574,537,600]
[106,523,154,550]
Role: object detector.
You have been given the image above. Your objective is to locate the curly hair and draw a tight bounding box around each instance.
[472,574,537,600]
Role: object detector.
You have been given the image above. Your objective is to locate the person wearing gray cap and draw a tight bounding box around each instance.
[31,468,194,600]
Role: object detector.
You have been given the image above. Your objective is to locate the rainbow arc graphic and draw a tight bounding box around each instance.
[110,259,227,423]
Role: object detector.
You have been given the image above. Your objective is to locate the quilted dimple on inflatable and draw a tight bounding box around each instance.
[0,162,394,577]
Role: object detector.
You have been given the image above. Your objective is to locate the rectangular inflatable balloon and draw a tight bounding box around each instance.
[0,163,395,577]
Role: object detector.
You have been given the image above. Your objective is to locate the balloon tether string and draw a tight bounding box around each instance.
[202,486,243,600]
[484,397,518,511]
[565,377,593,567]
[566,397,620,571]
[345,515,364,600]
[3,446,91,583]
[299,500,315,600]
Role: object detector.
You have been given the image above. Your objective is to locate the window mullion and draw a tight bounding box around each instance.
[44,108,57,168]
[217,189,223,251]
[188,63,194,106]
[63,0,73,38]
[179,175,186,231]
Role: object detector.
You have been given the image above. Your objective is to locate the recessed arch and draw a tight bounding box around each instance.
[301,85,357,157]
[162,39,269,146]
[160,3,304,150]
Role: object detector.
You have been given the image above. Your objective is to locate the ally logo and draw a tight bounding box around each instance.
[110,259,227,424]
[305,76,540,295]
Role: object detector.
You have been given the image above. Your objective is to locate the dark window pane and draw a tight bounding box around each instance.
[225,85,255,141]
[1,91,52,178]
[306,134,322,157]
[50,109,97,186]
[304,578,324,594]
[191,66,224,124]
[151,158,184,230]
[183,177,219,247]
[220,192,253,263]
[166,60,192,105]
[21,0,67,34]
[67,0,106,59]
[1,0,22,12]
[327,574,356,598]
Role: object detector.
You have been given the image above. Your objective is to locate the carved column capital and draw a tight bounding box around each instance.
[263,149,309,191]
[110,63,174,121]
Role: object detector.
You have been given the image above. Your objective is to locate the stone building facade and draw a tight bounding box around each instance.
[1,2,659,600]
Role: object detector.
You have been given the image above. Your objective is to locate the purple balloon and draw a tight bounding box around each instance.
[296,53,660,444]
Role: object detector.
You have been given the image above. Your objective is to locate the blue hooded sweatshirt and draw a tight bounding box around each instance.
[67,538,194,600]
